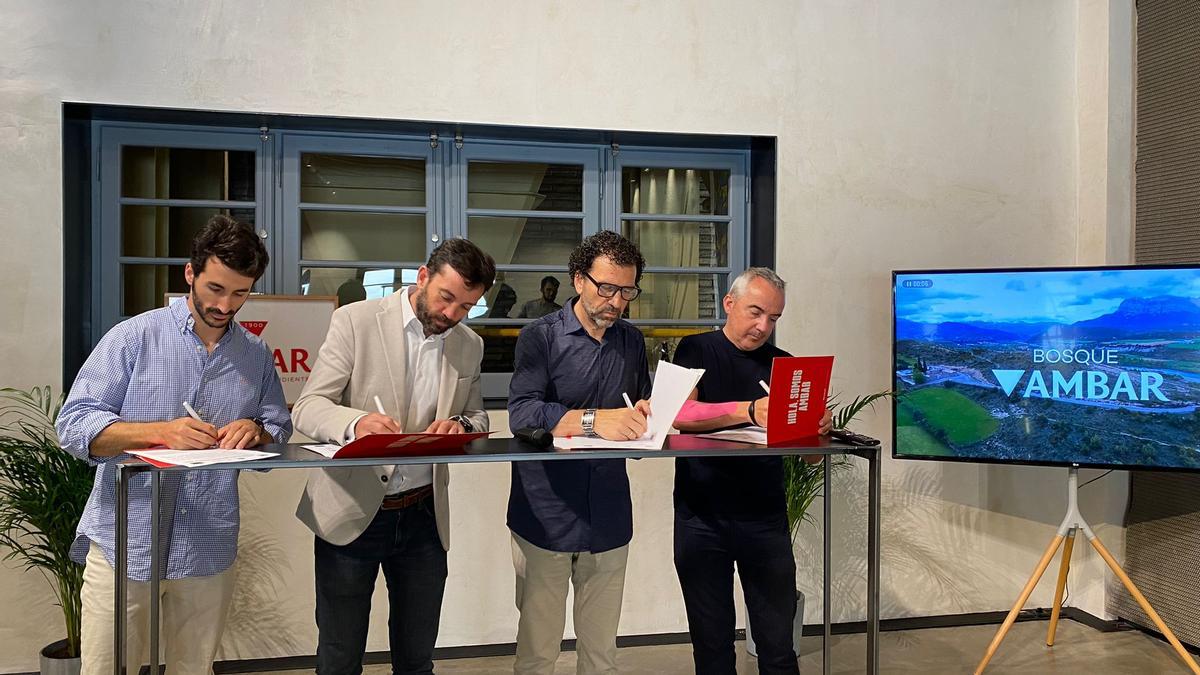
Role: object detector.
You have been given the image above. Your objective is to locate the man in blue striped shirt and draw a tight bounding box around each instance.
[57,216,291,675]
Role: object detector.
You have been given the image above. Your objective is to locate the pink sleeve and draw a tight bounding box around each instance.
[674,399,739,423]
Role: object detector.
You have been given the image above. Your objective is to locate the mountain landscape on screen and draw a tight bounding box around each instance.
[893,268,1200,470]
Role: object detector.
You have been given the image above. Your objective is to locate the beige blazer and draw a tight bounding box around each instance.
[291,290,489,550]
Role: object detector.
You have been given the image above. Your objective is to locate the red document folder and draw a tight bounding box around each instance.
[766,356,835,444]
[332,431,492,458]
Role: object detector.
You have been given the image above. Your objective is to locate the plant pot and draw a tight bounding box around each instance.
[745,589,805,664]
[39,639,80,675]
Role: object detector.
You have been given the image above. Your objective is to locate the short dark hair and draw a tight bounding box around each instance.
[540,275,560,288]
[190,214,269,280]
[426,238,496,292]
[568,231,645,284]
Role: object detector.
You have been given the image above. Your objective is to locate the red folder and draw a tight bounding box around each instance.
[332,431,492,458]
[766,356,834,444]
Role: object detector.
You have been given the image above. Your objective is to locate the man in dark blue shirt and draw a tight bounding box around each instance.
[507,231,652,675]
[672,267,831,675]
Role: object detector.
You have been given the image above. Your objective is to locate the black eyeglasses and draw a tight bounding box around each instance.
[582,271,642,301]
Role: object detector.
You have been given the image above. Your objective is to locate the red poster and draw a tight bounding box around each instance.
[767,356,834,444]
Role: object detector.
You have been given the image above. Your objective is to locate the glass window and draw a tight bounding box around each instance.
[300,211,425,262]
[621,167,729,216]
[301,154,425,207]
[622,220,728,267]
[300,266,421,306]
[467,216,582,266]
[468,161,583,212]
[122,263,189,316]
[121,146,254,201]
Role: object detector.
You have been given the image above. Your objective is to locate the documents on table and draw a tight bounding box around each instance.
[554,361,705,450]
[695,426,768,445]
[302,443,341,458]
[129,448,279,468]
[302,431,491,459]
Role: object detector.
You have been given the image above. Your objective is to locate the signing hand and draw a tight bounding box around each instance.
[217,419,264,449]
[157,417,218,449]
[818,409,833,436]
[424,419,465,434]
[355,413,402,438]
[594,407,648,441]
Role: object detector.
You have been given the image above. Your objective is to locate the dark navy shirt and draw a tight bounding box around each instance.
[672,329,790,518]
[507,298,652,553]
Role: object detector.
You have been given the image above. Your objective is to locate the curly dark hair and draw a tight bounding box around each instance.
[190,214,269,280]
[567,231,645,284]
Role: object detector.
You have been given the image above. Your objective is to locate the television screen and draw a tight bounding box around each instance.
[893,266,1200,471]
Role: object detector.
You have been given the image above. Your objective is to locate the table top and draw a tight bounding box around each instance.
[124,434,880,472]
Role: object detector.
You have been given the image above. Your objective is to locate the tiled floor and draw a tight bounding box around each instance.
[259,618,1190,674]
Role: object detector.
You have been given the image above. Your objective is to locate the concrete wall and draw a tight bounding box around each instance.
[0,0,1134,671]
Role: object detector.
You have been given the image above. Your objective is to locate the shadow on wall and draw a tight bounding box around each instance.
[794,460,1027,628]
[220,487,304,658]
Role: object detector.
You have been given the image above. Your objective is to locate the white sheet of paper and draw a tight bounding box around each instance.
[554,361,705,450]
[130,448,278,467]
[302,443,342,458]
[695,426,767,445]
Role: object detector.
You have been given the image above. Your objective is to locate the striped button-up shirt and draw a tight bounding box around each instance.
[57,298,292,581]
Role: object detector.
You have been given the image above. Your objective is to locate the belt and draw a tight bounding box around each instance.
[379,485,434,511]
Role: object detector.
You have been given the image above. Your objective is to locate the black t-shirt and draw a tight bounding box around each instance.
[672,329,789,518]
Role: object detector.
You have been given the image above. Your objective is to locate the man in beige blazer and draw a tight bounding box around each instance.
[292,238,495,675]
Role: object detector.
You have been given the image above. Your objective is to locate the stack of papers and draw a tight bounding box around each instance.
[695,426,768,445]
[129,448,279,468]
[555,361,705,450]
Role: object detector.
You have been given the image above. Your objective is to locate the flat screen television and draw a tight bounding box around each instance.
[892,265,1200,471]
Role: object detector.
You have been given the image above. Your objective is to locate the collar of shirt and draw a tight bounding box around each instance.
[169,295,240,348]
[559,297,590,337]
[400,286,449,344]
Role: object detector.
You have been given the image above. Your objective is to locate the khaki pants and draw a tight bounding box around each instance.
[80,543,235,675]
[511,533,629,675]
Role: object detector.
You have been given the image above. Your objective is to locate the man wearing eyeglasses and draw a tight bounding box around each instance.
[507,231,652,674]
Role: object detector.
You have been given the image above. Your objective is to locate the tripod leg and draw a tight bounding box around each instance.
[974,534,1065,675]
[1046,529,1075,646]
[1089,535,1200,674]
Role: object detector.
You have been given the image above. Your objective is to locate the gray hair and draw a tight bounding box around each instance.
[729,267,786,298]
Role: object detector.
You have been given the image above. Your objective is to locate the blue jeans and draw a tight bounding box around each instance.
[674,509,799,675]
[314,495,447,675]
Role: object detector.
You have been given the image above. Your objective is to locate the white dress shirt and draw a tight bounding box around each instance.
[346,286,443,495]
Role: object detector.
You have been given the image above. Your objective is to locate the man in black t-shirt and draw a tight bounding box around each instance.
[671,267,831,675]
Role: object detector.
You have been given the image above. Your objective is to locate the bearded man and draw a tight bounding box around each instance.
[292,238,495,675]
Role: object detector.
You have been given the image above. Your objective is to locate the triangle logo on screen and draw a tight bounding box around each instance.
[992,370,1026,396]
[240,321,268,337]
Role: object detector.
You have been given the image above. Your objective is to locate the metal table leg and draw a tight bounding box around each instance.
[823,457,832,675]
[150,470,161,675]
[114,465,128,675]
[867,450,881,675]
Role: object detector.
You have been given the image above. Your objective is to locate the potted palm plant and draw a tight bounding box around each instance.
[0,386,94,675]
[746,390,896,659]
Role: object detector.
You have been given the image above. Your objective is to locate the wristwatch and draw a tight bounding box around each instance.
[448,414,475,433]
[581,409,597,437]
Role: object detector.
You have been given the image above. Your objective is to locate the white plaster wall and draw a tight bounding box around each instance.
[0,0,1135,671]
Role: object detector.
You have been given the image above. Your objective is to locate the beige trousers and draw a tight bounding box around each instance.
[79,543,235,675]
[511,533,629,675]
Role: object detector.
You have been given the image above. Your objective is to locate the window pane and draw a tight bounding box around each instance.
[641,326,719,370]
[472,326,523,373]
[627,272,722,321]
[300,154,425,207]
[301,211,426,262]
[621,167,729,216]
[468,161,583,212]
[481,271,571,319]
[468,216,582,266]
[122,206,255,258]
[121,147,254,201]
[300,266,422,306]
[122,264,189,316]
[622,220,728,267]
